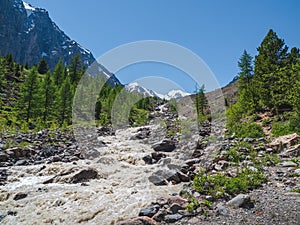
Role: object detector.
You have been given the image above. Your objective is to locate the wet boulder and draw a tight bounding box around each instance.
[152,140,176,152]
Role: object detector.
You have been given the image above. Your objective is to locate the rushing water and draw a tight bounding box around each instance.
[0,126,185,225]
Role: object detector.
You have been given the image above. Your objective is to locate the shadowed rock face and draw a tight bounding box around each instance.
[0,0,120,86]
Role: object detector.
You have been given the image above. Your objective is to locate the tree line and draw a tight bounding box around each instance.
[0,54,156,132]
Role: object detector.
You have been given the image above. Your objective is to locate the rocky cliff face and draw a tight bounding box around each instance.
[0,0,120,86]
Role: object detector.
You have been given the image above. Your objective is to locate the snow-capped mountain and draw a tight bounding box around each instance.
[125,82,190,100]
[125,82,158,97]
[0,0,120,86]
[156,89,191,100]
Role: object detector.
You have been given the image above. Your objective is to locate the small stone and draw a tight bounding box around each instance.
[0,153,8,162]
[70,168,98,183]
[216,203,228,216]
[226,194,250,208]
[0,191,9,202]
[148,175,167,186]
[142,155,153,165]
[164,214,183,223]
[243,138,254,142]
[152,140,176,152]
[7,211,17,216]
[152,209,167,222]
[156,197,168,206]
[151,152,166,162]
[177,171,190,182]
[169,203,184,214]
[184,158,201,166]
[13,192,27,201]
[167,196,188,206]
[279,161,298,167]
[14,159,28,166]
[116,216,158,225]
[205,195,214,202]
[188,217,201,224]
[139,204,160,217]
[294,168,300,176]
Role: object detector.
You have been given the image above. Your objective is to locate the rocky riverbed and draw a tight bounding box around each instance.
[0,103,299,225]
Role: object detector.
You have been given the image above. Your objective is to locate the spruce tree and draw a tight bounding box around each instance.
[238,50,253,88]
[69,54,82,84]
[18,67,40,123]
[254,29,288,110]
[58,76,73,125]
[53,59,64,87]
[195,84,208,125]
[38,58,49,74]
[41,71,57,124]
[237,50,257,112]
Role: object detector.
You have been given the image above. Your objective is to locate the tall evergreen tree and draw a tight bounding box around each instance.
[254,29,289,110]
[4,54,14,75]
[237,50,257,112]
[18,67,40,123]
[68,54,83,84]
[58,76,73,125]
[53,59,64,87]
[195,84,208,123]
[238,50,253,88]
[41,71,57,124]
[38,58,49,74]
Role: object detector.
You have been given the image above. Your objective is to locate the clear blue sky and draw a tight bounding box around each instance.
[26,0,300,93]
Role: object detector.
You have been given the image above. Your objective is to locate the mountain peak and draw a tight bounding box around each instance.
[125,82,190,100]
[156,89,191,100]
[0,0,121,86]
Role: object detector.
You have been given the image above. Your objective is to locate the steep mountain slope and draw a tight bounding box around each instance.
[0,0,120,86]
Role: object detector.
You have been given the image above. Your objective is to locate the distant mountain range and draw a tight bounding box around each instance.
[0,0,120,86]
[125,82,191,100]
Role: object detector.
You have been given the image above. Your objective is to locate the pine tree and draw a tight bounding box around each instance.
[4,54,14,75]
[237,50,257,112]
[69,54,83,84]
[38,58,49,74]
[53,59,64,87]
[238,50,253,89]
[41,71,57,124]
[58,76,73,125]
[254,29,289,110]
[18,67,41,123]
[290,61,300,113]
[195,84,208,126]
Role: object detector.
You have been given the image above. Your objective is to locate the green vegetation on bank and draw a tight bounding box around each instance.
[227,29,300,137]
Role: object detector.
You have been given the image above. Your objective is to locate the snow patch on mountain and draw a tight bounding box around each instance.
[23,2,35,17]
[125,82,190,99]
[125,82,157,97]
[156,89,191,100]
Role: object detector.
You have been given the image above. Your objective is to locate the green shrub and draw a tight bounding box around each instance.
[185,197,200,212]
[272,122,293,136]
[193,167,267,198]
[231,122,265,138]
[272,114,300,137]
[129,107,149,126]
